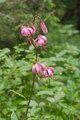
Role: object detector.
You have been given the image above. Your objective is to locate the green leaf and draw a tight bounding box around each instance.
[54,91,65,101]
[46,97,55,103]
[0,118,6,120]
[29,45,34,51]
[11,111,18,120]
[0,48,10,57]
[0,0,6,3]
[36,90,53,96]
[10,89,26,100]
[30,100,38,107]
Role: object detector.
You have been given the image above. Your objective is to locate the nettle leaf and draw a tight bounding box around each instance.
[66,44,80,55]
[50,81,64,87]
[36,90,53,96]
[0,48,10,57]
[11,111,18,120]
[56,50,67,57]
[29,45,34,51]
[39,102,45,107]
[54,91,65,101]
[30,100,38,107]
[19,101,27,105]
[46,97,55,103]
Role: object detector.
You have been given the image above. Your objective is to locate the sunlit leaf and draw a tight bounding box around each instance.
[11,111,18,120]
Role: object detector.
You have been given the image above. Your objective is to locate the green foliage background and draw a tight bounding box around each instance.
[0,0,80,120]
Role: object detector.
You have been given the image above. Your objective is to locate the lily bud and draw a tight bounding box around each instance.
[31,25,36,34]
[40,18,48,34]
[32,63,46,74]
[42,67,54,78]
[34,34,47,48]
[21,25,36,37]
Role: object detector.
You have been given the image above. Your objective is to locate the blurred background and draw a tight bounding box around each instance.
[0,0,80,48]
[0,0,80,120]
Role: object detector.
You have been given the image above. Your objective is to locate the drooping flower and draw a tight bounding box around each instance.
[21,25,36,37]
[40,18,48,34]
[21,26,30,36]
[32,63,46,74]
[42,67,54,78]
[34,34,47,48]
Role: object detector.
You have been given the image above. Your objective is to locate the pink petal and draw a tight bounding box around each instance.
[40,18,48,34]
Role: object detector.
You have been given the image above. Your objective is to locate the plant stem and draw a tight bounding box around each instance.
[26,74,36,118]
[35,48,38,62]
[26,48,38,119]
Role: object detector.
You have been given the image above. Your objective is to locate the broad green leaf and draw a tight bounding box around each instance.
[11,111,18,120]
[29,45,34,51]
[54,91,65,101]
[36,90,53,96]
[30,100,38,107]
[46,97,55,103]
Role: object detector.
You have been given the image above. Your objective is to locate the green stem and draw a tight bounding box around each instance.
[26,47,38,119]
[35,48,38,62]
[26,74,36,118]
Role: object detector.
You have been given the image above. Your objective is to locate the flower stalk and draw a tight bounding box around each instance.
[26,74,36,118]
[21,15,55,119]
[26,46,38,118]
